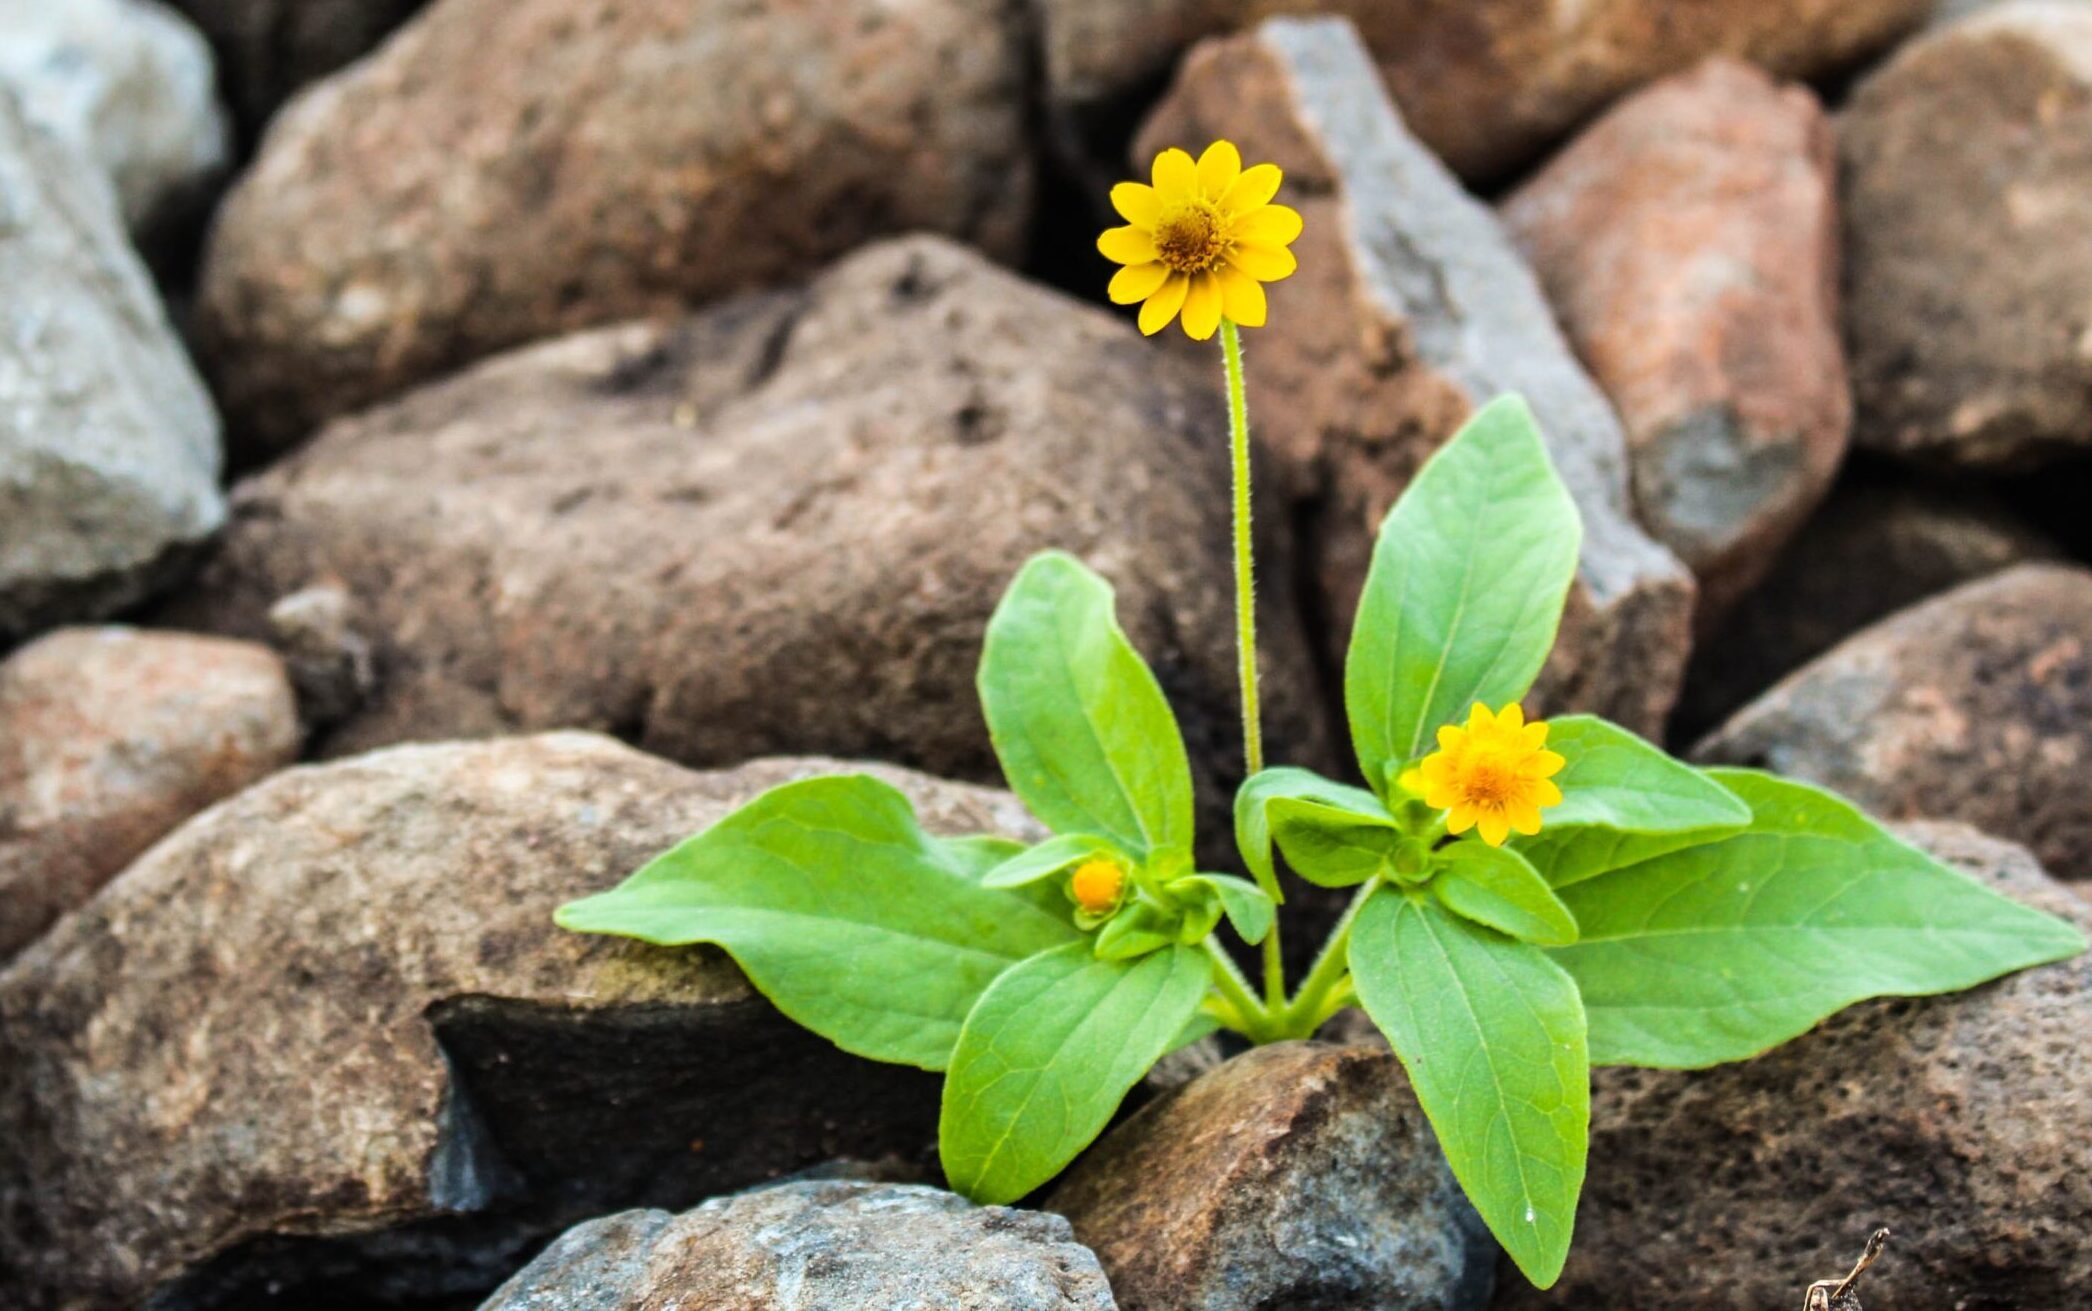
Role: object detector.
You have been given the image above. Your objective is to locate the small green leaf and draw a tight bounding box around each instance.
[1176,873,1275,945]
[1434,842,1579,946]
[1344,395,1582,785]
[1271,798,1409,889]
[1553,770,2090,1069]
[1234,767,1392,898]
[1351,890,1588,1288]
[941,942,1208,1204]
[1094,900,1181,960]
[980,552,1194,863]
[556,776,1079,1071]
[981,833,1122,889]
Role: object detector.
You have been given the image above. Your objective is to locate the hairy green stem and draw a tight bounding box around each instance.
[1203,937,1275,1042]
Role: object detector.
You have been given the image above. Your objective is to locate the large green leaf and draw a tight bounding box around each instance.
[1434,842,1579,946]
[1344,395,1582,783]
[1234,766,1392,897]
[1554,770,2089,1069]
[1351,890,1589,1288]
[979,552,1194,863]
[556,776,1080,1071]
[940,942,1208,1204]
[1270,797,1411,889]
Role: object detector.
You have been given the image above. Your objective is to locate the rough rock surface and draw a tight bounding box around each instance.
[1495,822,2092,1309]
[1695,564,2092,882]
[0,736,1042,1311]
[1050,1042,1495,1311]
[0,0,229,236]
[0,626,297,961]
[0,90,224,642]
[193,0,1034,457]
[1136,18,1695,737]
[1504,59,1848,622]
[166,0,429,138]
[1044,0,1925,181]
[1842,2,2092,468]
[165,237,1336,862]
[1676,478,2059,737]
[479,1182,1117,1311]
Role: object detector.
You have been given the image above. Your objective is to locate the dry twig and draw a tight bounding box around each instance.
[1804,1228,1892,1311]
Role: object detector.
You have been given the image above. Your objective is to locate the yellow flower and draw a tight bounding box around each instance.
[1069,858,1126,915]
[1098,141,1303,341]
[1417,702,1567,848]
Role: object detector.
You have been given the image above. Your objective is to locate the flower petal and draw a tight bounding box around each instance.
[1228,203,1303,246]
[1520,722,1550,749]
[1227,244,1298,282]
[1437,724,1464,751]
[1097,225,1159,266]
[1533,779,1564,808]
[1216,265,1267,327]
[1478,811,1512,847]
[1498,703,1525,731]
[1509,802,1545,837]
[1446,805,1477,835]
[1197,140,1242,201]
[1519,749,1567,779]
[1138,273,1190,336]
[1180,271,1223,341]
[1152,147,1198,201]
[1220,162,1282,215]
[1468,703,1497,731]
[1108,262,1171,305]
[1111,181,1160,227]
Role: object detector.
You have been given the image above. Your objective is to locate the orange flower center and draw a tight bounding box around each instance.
[1452,757,1519,807]
[1070,859,1126,914]
[1154,204,1227,274]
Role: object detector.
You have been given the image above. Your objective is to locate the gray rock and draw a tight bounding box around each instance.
[166,0,430,138]
[0,0,229,236]
[479,1182,1117,1311]
[0,89,224,643]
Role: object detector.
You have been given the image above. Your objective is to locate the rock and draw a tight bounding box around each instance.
[0,0,229,238]
[166,0,430,138]
[0,90,224,643]
[0,736,1040,1310]
[0,627,297,961]
[1494,821,2092,1308]
[479,1181,1116,1311]
[1043,0,1925,182]
[264,582,376,730]
[1135,18,1695,737]
[1842,2,2092,468]
[1050,1042,1495,1311]
[1694,564,2092,882]
[163,237,1336,864]
[193,0,1033,458]
[1675,477,2060,737]
[1503,59,1848,623]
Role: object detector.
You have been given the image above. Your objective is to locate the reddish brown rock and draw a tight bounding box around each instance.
[1694,564,2092,882]
[1495,822,2092,1309]
[166,237,1336,863]
[1050,1042,1494,1311]
[1044,0,1924,181]
[0,736,1040,1311]
[1503,59,1849,622]
[1136,18,1695,737]
[194,0,1032,456]
[0,626,297,960]
[1842,2,2092,468]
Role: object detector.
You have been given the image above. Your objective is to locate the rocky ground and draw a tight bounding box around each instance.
[5,0,2092,1307]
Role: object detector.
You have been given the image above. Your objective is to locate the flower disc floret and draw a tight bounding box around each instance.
[1417,702,1566,847]
[1069,858,1127,915]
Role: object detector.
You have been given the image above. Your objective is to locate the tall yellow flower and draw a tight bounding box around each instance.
[1417,702,1567,847]
[1098,141,1303,341]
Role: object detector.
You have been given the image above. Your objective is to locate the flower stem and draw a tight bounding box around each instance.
[1203,937,1275,1042]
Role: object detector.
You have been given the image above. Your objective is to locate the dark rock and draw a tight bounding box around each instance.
[165,0,430,139]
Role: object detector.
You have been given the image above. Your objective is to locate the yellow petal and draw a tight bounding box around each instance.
[1179,271,1223,340]
[1111,181,1160,226]
[1197,140,1242,200]
[1138,273,1189,336]
[1108,262,1171,305]
[1227,244,1298,282]
[1437,724,1464,751]
[1520,749,1566,779]
[1097,225,1159,266]
[1422,781,1460,810]
[1221,162,1283,214]
[1446,805,1477,835]
[1468,702,1496,730]
[1521,722,1550,749]
[1478,811,1511,847]
[1152,147,1198,201]
[1498,703,1525,731]
[1228,204,1303,246]
[1216,265,1267,327]
[1534,779,1564,808]
[1509,803,1544,836]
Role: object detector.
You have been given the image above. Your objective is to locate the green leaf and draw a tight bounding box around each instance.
[556,776,1079,1071]
[1234,766,1392,898]
[1271,798,1410,889]
[1344,395,1582,784]
[1434,842,1579,946]
[1176,873,1275,945]
[981,833,1121,889]
[941,942,1208,1204]
[1553,769,2090,1069]
[1351,890,1588,1288]
[1093,899,1181,960]
[979,552,1194,863]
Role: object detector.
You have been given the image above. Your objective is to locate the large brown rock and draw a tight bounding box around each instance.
[0,735,1038,1311]
[1695,564,2092,882]
[1495,822,2092,1309]
[1504,59,1849,622]
[1135,18,1695,738]
[166,237,1335,863]
[193,0,1032,457]
[1050,1041,1494,1310]
[1841,2,2092,468]
[1044,0,1924,181]
[0,626,298,961]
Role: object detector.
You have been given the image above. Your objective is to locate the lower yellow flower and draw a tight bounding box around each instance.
[1417,702,1566,847]
[1070,858,1126,915]
[1097,140,1303,341]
